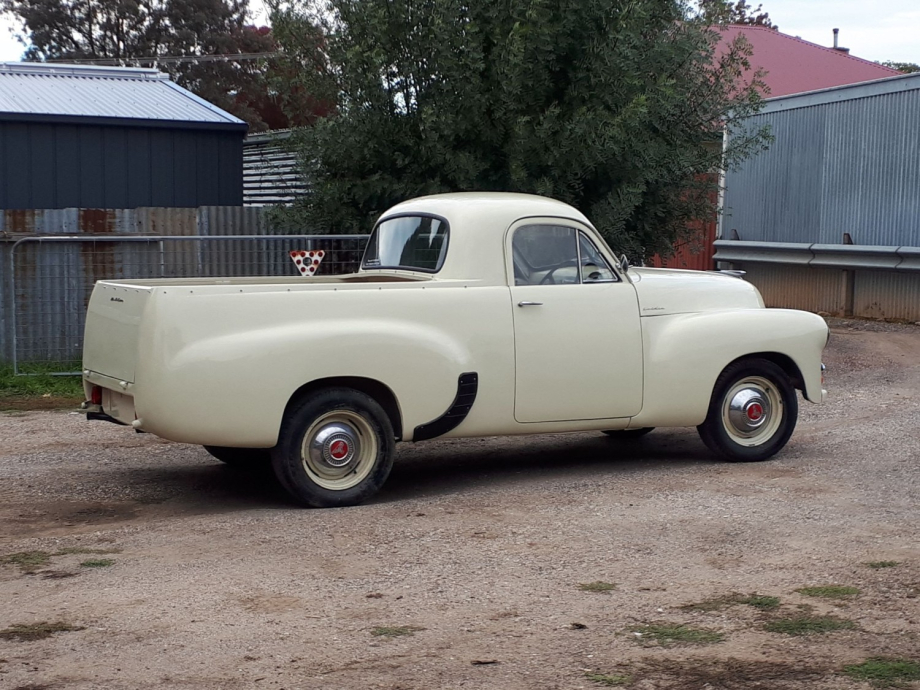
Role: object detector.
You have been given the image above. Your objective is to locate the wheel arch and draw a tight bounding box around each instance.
[282,377,403,441]
[724,352,804,392]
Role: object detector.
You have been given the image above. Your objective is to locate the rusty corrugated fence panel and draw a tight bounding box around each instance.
[741,264,845,314]
[854,271,920,321]
[650,219,717,271]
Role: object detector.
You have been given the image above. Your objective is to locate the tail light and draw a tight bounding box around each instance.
[91,385,102,406]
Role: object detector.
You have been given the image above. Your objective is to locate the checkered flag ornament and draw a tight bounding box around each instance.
[290,250,325,276]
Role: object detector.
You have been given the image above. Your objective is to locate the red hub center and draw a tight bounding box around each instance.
[746,403,764,422]
[329,439,349,460]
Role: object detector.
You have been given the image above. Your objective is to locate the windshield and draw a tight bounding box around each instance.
[362,215,449,273]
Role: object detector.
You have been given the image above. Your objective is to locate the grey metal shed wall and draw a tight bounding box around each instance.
[722,75,920,246]
[243,134,307,206]
[0,121,243,209]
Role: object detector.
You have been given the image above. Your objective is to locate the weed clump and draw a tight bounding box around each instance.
[764,614,856,636]
[681,592,780,612]
[370,625,424,638]
[585,671,630,686]
[842,657,920,688]
[795,585,860,599]
[0,622,85,642]
[0,551,52,573]
[630,623,725,647]
[578,581,617,594]
[80,559,115,568]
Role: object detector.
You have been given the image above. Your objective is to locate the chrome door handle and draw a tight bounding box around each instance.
[517,301,543,307]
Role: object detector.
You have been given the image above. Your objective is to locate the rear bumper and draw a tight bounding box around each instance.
[82,371,137,426]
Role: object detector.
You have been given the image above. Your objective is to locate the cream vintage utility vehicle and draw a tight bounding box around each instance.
[82,193,828,507]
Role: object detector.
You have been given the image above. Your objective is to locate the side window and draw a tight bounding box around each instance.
[578,233,618,283]
[512,225,579,285]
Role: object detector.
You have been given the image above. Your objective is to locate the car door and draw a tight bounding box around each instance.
[508,220,643,423]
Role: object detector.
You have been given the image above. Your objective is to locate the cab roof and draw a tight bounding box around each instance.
[381,192,593,230]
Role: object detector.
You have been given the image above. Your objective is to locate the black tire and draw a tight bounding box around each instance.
[602,427,654,439]
[697,358,798,462]
[271,388,395,508]
[204,445,272,468]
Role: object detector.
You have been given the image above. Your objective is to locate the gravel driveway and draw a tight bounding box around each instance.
[1,319,918,690]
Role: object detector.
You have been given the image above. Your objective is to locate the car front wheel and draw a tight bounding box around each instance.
[272,388,395,508]
[697,358,798,462]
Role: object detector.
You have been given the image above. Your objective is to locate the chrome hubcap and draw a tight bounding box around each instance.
[728,388,771,433]
[310,423,359,470]
[721,376,783,447]
[301,411,377,491]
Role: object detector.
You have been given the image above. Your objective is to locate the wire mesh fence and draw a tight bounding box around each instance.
[6,234,368,374]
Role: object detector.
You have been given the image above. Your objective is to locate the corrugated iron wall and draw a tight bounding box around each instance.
[740,264,845,314]
[738,263,920,322]
[243,132,307,206]
[0,207,370,367]
[720,74,920,320]
[723,75,920,246]
[854,271,920,321]
[649,219,717,271]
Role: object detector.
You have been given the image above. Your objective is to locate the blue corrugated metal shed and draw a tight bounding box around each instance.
[0,62,244,129]
[722,72,920,247]
[0,62,246,209]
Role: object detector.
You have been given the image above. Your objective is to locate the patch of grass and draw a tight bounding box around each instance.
[630,623,725,647]
[681,592,780,612]
[56,547,122,556]
[370,625,424,638]
[585,671,631,686]
[842,658,920,688]
[578,581,617,594]
[0,551,52,572]
[0,621,85,642]
[0,364,84,400]
[80,559,115,568]
[1,547,122,573]
[764,614,857,636]
[865,561,900,570]
[795,585,860,599]
[736,594,781,610]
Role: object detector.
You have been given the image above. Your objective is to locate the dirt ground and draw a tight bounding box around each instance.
[1,319,918,690]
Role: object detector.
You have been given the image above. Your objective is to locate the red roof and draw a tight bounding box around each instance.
[718,25,900,98]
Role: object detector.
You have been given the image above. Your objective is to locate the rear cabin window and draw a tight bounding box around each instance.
[362,215,449,272]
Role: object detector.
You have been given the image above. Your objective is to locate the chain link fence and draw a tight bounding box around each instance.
[6,234,368,374]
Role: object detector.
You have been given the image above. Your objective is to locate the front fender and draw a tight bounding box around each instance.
[630,309,828,428]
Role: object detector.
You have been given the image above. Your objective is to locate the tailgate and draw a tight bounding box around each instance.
[82,281,153,384]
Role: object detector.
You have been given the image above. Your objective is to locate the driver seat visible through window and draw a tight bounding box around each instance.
[512,225,616,285]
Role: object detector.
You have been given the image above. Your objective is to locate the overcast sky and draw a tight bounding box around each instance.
[2,0,918,64]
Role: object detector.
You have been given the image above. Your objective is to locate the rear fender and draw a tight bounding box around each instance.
[135,319,473,446]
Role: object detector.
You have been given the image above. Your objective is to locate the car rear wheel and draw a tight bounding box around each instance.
[272,388,395,508]
[698,358,797,462]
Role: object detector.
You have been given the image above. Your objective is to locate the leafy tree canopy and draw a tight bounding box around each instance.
[271,0,771,259]
[881,61,920,74]
[0,0,328,129]
[699,0,777,29]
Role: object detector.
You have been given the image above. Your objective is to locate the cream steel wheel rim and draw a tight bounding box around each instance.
[721,376,784,447]
[301,411,378,490]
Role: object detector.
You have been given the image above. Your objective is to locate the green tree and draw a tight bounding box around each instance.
[271,0,770,259]
[881,61,920,74]
[699,0,777,29]
[0,0,301,129]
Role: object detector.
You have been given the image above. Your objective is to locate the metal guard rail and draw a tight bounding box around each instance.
[713,240,920,272]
